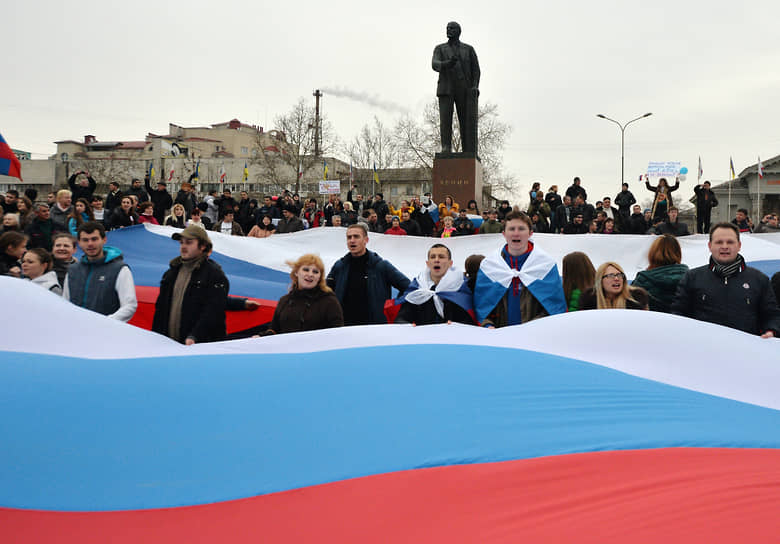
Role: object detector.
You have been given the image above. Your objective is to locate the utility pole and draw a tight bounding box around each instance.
[313,89,322,157]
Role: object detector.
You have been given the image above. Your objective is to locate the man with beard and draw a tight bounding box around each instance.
[152,226,229,344]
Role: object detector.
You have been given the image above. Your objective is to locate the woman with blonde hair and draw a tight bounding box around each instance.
[439,215,456,238]
[631,235,689,313]
[164,203,187,228]
[580,261,648,310]
[561,251,595,311]
[340,201,358,226]
[262,254,343,335]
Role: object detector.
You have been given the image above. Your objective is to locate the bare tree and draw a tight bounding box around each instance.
[252,97,338,193]
[393,101,438,173]
[342,116,399,170]
[391,100,519,200]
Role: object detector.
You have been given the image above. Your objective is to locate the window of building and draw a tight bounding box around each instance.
[391,187,399,196]
[241,147,248,155]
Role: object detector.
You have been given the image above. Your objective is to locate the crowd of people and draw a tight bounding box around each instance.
[2,175,779,344]
[5,174,780,244]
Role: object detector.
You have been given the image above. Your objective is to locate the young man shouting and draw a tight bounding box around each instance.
[474,211,566,328]
[395,244,474,325]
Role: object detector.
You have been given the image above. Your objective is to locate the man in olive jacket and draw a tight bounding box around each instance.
[152,226,229,344]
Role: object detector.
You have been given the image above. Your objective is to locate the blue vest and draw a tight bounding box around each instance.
[66,246,128,316]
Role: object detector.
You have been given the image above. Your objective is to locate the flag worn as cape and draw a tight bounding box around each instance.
[396,266,473,318]
[474,244,566,323]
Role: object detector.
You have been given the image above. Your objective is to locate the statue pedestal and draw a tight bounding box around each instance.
[432,153,483,210]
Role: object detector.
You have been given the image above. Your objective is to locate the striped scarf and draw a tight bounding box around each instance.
[710,254,745,281]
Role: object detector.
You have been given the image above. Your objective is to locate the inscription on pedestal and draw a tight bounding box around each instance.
[432,156,483,209]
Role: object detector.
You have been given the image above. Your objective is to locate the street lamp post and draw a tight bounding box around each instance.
[596,112,652,184]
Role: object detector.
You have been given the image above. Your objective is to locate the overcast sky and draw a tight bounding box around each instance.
[5,0,780,205]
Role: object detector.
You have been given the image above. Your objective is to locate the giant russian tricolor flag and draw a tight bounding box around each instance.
[1,276,779,542]
[100,224,780,333]
[112,224,780,302]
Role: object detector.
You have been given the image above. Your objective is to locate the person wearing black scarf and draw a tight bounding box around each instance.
[671,222,780,338]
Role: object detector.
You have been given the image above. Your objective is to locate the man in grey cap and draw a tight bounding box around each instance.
[152,225,229,344]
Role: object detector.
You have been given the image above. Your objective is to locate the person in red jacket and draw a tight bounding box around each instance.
[384,216,407,235]
[137,202,159,225]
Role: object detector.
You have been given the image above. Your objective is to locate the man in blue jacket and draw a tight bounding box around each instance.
[326,223,410,325]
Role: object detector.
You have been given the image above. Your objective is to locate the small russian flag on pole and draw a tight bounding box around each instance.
[0,132,23,180]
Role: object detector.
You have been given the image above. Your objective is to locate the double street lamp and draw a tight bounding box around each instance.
[596,112,652,184]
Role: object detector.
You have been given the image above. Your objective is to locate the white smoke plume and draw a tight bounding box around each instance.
[319,86,410,114]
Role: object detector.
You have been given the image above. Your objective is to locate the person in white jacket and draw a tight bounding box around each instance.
[22,248,62,296]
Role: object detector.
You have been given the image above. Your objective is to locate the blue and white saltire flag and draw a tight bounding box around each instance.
[396,267,473,317]
[475,245,567,323]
